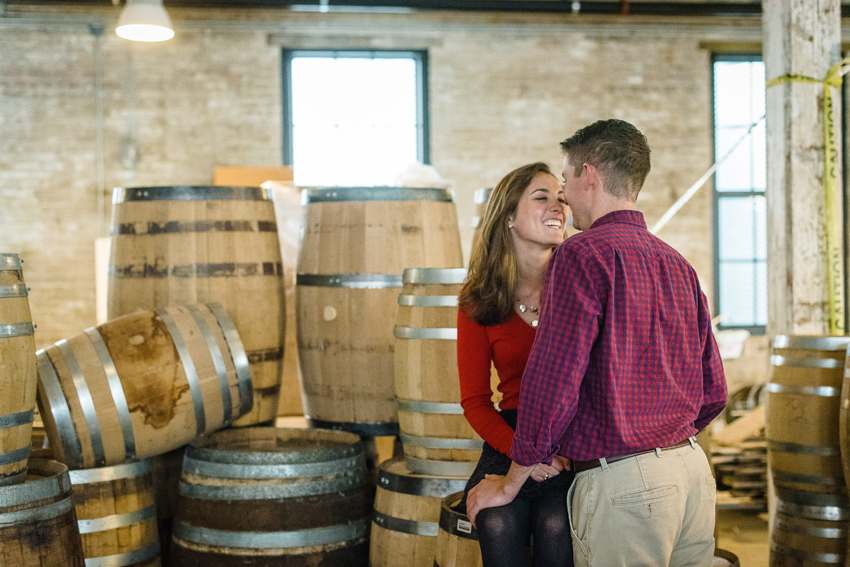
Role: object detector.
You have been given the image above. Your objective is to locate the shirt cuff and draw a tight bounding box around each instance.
[510,433,560,466]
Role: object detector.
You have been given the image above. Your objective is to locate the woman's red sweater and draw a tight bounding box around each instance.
[457,309,536,457]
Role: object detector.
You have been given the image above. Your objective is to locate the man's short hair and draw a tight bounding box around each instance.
[560,119,651,200]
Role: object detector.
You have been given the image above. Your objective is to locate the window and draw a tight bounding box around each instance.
[282,50,429,187]
[712,55,767,333]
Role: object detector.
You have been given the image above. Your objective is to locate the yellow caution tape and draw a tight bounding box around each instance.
[767,58,850,336]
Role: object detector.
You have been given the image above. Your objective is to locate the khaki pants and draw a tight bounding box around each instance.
[567,442,716,567]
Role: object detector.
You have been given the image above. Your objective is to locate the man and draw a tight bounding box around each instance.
[467,119,727,567]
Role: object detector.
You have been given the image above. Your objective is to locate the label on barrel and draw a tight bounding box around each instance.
[456,519,472,534]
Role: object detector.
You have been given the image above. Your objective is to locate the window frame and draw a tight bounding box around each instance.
[281,49,430,174]
[711,52,766,335]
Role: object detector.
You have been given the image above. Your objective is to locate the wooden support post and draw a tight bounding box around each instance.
[762,0,842,538]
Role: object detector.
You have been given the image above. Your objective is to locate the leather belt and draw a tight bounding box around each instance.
[572,438,694,474]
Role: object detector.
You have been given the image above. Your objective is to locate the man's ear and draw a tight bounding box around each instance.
[583,163,601,191]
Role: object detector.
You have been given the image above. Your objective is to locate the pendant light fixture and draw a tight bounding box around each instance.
[116,0,174,42]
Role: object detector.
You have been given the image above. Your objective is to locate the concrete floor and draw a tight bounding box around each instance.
[716,509,769,567]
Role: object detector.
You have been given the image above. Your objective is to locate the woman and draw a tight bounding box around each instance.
[457,162,574,567]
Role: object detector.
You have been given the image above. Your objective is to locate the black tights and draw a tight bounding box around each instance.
[476,492,574,567]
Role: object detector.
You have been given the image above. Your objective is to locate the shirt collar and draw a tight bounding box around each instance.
[589,209,646,230]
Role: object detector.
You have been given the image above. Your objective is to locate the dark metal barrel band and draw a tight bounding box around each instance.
[0,445,31,466]
[776,498,849,521]
[438,510,477,540]
[372,510,438,537]
[0,254,22,270]
[0,460,70,506]
[402,268,467,285]
[85,328,136,461]
[774,514,847,539]
[183,454,364,480]
[173,518,369,549]
[767,440,840,456]
[77,504,157,534]
[158,310,206,436]
[36,351,83,469]
[770,355,842,369]
[111,262,283,279]
[111,219,277,236]
[0,408,35,429]
[398,294,459,307]
[773,335,850,351]
[68,460,149,484]
[57,339,106,467]
[397,398,464,415]
[187,305,233,425]
[0,284,28,298]
[769,542,843,564]
[772,469,845,486]
[113,186,272,203]
[405,456,478,477]
[297,273,403,289]
[0,495,74,525]
[84,540,161,567]
[207,302,253,417]
[179,474,364,501]
[308,418,400,437]
[0,322,34,338]
[302,187,453,204]
[394,326,457,340]
[765,382,839,397]
[377,466,467,498]
[0,470,27,487]
[401,433,483,450]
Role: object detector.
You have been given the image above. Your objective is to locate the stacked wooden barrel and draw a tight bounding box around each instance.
[107,185,286,427]
[767,335,850,566]
[68,460,161,566]
[0,253,37,487]
[296,187,464,436]
[393,267,481,476]
[171,427,371,566]
[36,303,253,469]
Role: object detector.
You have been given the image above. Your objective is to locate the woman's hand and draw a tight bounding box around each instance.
[530,461,561,482]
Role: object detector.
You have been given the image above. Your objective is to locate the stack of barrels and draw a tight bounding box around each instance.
[370,267,481,567]
[766,335,850,566]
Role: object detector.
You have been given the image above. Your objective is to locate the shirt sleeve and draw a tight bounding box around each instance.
[511,244,602,466]
[457,309,516,456]
[694,289,728,431]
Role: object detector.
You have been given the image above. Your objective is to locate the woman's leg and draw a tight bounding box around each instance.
[477,499,531,567]
[530,486,573,567]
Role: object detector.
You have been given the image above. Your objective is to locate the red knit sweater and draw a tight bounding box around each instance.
[457,309,536,457]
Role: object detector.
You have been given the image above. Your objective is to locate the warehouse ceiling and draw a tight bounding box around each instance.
[0,0,788,18]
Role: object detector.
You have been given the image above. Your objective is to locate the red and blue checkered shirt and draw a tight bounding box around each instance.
[511,210,727,464]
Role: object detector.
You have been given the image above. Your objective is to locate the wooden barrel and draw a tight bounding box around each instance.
[68,460,161,566]
[370,456,468,567]
[296,187,464,436]
[171,427,371,566]
[470,188,491,250]
[770,490,848,566]
[0,253,37,486]
[0,458,86,566]
[434,491,483,567]
[393,268,482,476]
[713,548,740,566]
[107,185,285,427]
[766,335,849,497]
[36,303,252,470]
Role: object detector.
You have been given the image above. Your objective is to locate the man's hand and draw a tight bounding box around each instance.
[466,461,533,527]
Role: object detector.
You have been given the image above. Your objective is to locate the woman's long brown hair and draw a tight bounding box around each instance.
[459,162,556,326]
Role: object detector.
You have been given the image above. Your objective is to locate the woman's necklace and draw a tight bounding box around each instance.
[517,298,539,327]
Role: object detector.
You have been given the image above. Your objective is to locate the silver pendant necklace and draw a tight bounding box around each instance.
[517,299,539,327]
